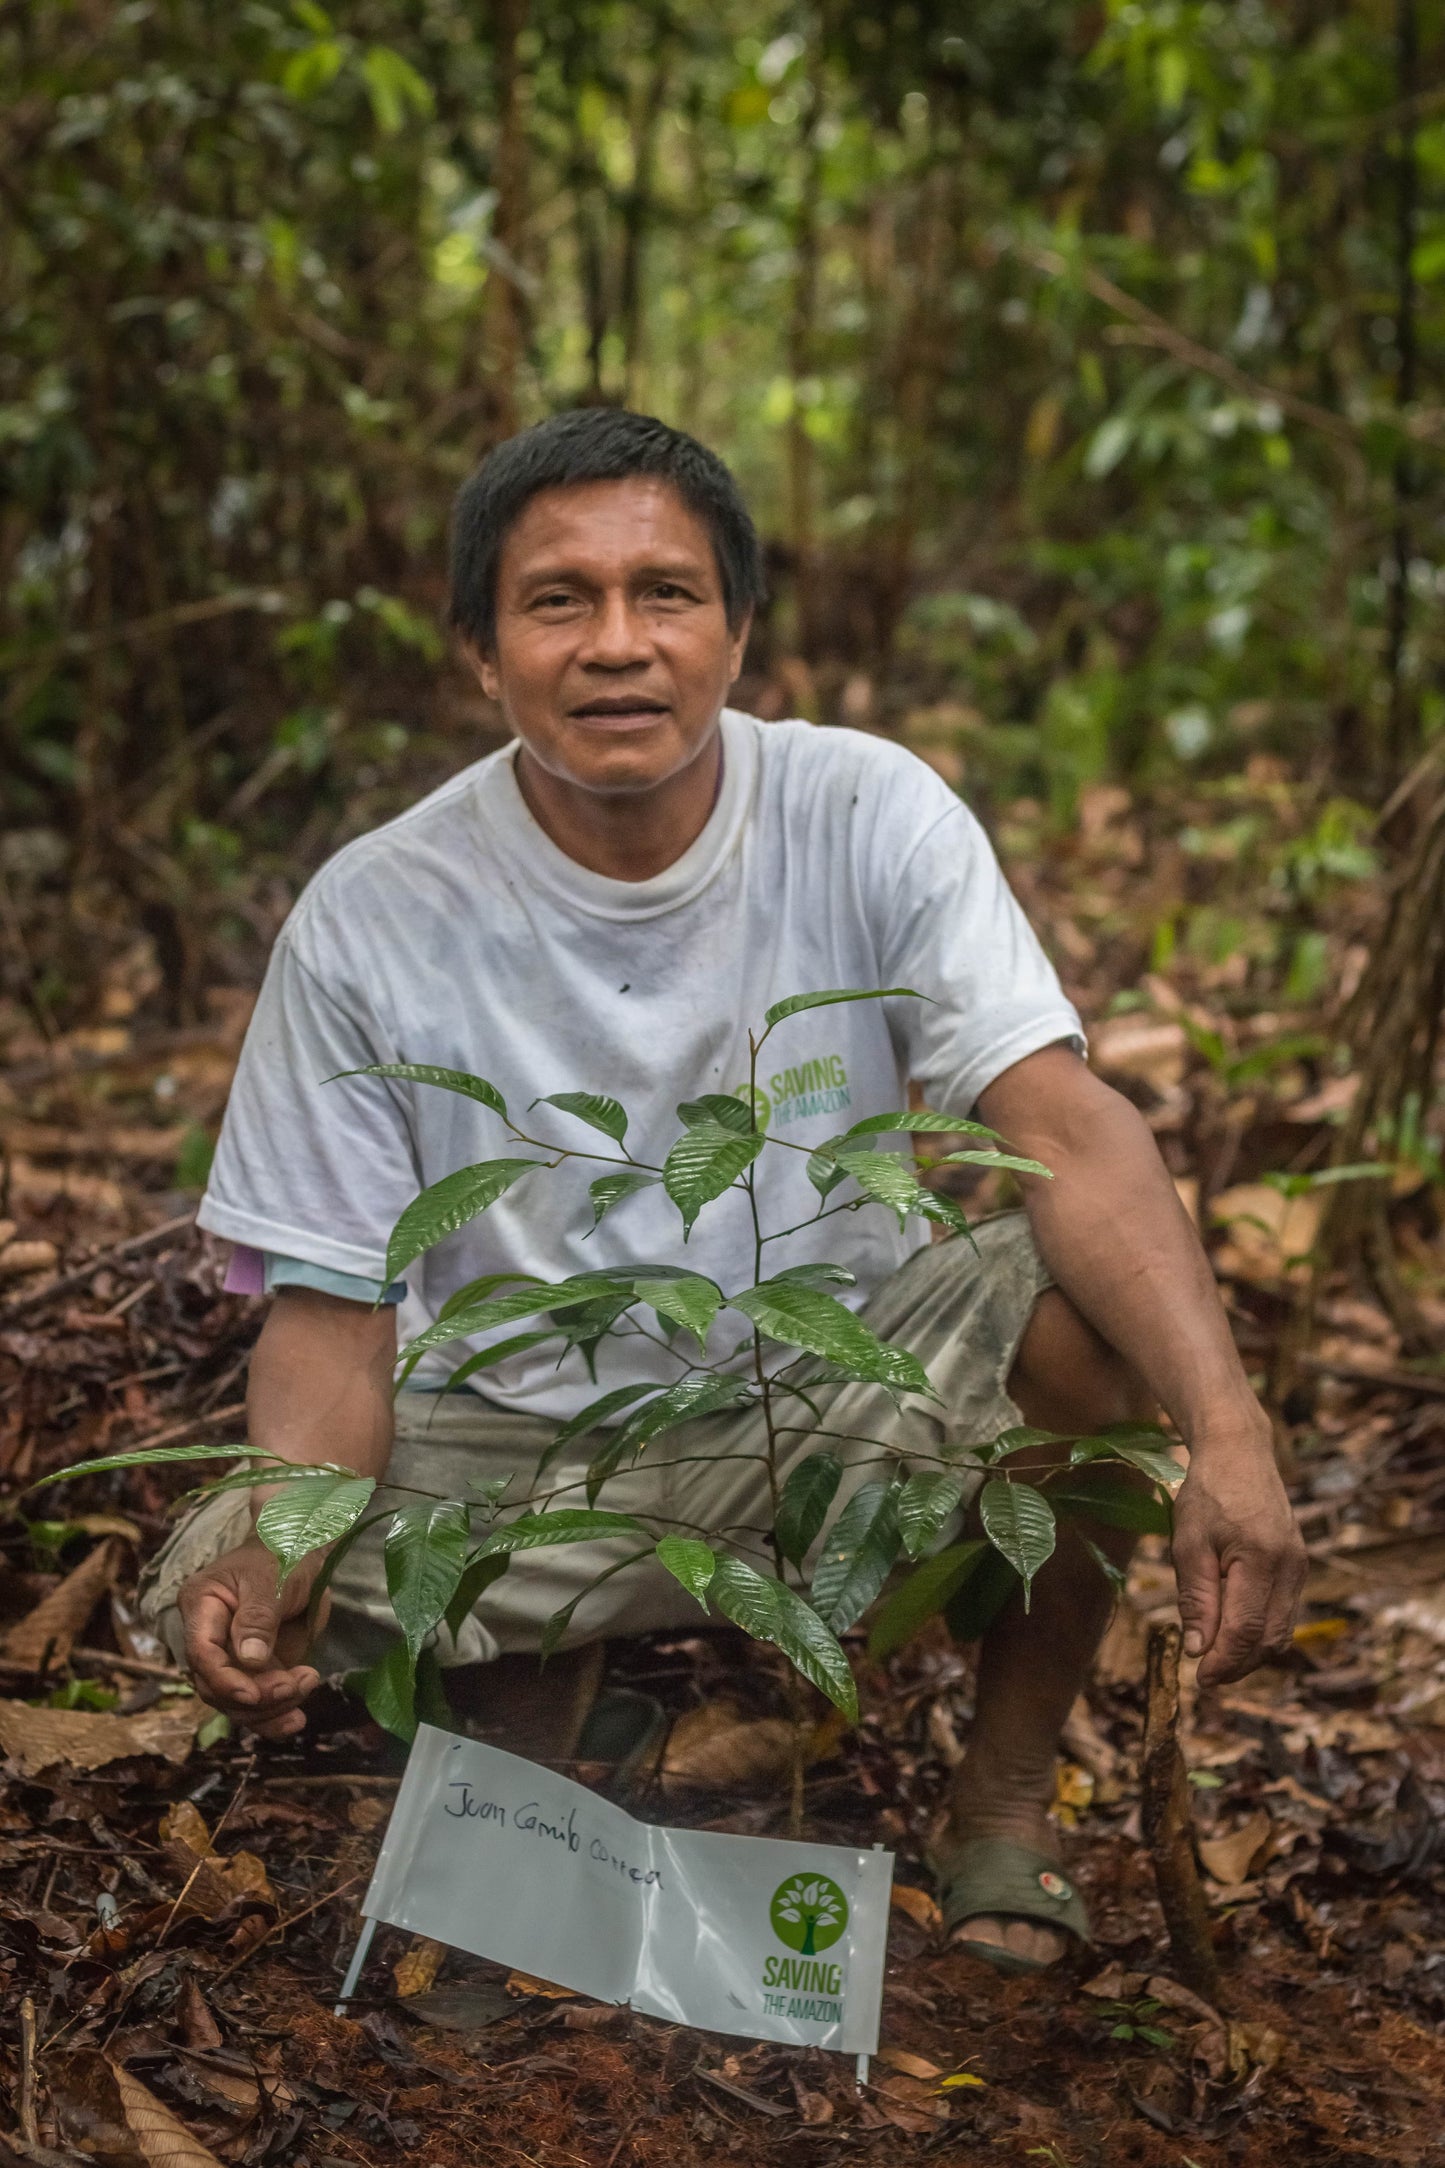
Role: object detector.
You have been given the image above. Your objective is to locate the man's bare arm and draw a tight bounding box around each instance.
[976,1042,1306,1685]
[179,1288,396,1737]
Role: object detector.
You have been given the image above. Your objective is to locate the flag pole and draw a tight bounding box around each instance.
[855,1842,885,2090]
[334,1915,379,2018]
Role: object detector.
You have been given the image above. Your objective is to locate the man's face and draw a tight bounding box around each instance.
[469,477,750,798]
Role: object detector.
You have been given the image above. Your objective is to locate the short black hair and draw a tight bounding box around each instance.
[449,407,766,650]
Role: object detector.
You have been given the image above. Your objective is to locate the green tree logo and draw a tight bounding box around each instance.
[731,1082,771,1132]
[770,1874,848,1955]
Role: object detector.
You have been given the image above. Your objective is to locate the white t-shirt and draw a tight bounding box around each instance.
[199,711,1082,1417]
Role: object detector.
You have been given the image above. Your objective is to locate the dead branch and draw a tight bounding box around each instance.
[1141,1623,1220,2005]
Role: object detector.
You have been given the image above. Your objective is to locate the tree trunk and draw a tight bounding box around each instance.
[1384,0,1420,777]
[485,0,531,443]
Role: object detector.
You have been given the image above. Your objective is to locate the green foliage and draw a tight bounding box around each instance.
[78,990,1181,1736]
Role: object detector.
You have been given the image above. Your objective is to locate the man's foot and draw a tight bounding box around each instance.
[933,1805,1078,1973]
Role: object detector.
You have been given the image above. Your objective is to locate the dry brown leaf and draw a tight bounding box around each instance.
[0,1695,202,1777]
[178,1978,222,2053]
[2,1538,121,1667]
[161,1801,213,1856]
[890,1883,941,1932]
[348,1795,390,1832]
[0,1238,59,1279]
[1089,1015,1188,1091]
[394,1934,447,1998]
[505,1970,577,2000]
[661,1706,794,1791]
[1210,1183,1321,1285]
[1198,1810,1274,1887]
[877,2046,944,2080]
[110,2060,225,2167]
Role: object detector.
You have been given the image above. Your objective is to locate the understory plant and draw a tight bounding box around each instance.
[49,988,1181,1770]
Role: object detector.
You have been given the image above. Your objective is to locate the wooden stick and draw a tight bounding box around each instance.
[1140,1623,1220,2005]
[18,1993,39,2144]
[0,1211,194,1321]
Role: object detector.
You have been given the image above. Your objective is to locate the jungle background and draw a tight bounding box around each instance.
[2,2,1445,2163]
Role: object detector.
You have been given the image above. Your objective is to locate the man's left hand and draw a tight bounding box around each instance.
[1171,1427,1308,1686]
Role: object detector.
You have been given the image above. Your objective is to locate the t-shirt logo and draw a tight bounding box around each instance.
[757,1051,852,1130]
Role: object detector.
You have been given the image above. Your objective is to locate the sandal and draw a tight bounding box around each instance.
[935,1835,1091,1978]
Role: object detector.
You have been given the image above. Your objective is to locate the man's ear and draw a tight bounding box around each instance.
[727,608,754,684]
[460,636,502,705]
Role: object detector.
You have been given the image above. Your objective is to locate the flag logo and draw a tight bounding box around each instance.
[770,1873,849,1955]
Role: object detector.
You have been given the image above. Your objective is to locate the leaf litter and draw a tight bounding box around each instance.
[0,777,1442,2162]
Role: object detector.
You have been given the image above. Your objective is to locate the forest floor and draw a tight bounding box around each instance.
[0,765,1443,2166]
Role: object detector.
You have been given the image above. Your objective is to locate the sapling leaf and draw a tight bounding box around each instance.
[436,1271,542,1324]
[976,1423,1070,1465]
[707,1556,858,1721]
[897,1469,968,1557]
[663,1120,764,1236]
[810,1481,903,1632]
[731,1279,934,1396]
[533,1090,629,1142]
[938,1150,1054,1179]
[633,1273,722,1342]
[305,1506,395,1633]
[943,1542,1020,1643]
[439,1329,556,1396]
[1049,1479,1173,1538]
[807,1147,850,1199]
[775,1450,843,1565]
[837,1110,1001,1141]
[535,1384,659,1479]
[384,1158,541,1282]
[655,1535,716,1608]
[588,1169,658,1228]
[442,1549,510,1641]
[336,1062,507,1122]
[384,1499,470,1660]
[915,1189,974,1239]
[1068,1424,1184,1488]
[29,1442,271,1488]
[676,1094,755,1134]
[400,1273,633,1359]
[588,1374,755,1500]
[978,1478,1056,1609]
[538,1552,653,1660]
[831,1146,928,1226]
[867,1539,987,1658]
[762,986,926,1030]
[475,1507,650,1559]
[361,1638,416,1743]
[256,1473,376,1585]
[1083,1537,1127,1593]
[764,1261,856,1290]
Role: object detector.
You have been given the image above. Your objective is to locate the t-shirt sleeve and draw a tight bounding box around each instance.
[875,791,1085,1116]
[197,933,420,1279]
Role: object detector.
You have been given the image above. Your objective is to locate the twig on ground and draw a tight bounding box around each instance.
[211,1871,363,1988]
[0,1211,195,1321]
[19,1992,39,2144]
[1141,1623,1220,2005]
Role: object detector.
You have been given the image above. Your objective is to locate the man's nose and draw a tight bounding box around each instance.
[579,591,651,668]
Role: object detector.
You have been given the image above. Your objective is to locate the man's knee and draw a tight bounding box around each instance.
[1008,1287,1152,1435]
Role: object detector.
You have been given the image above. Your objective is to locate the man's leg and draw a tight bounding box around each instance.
[939,1286,1154,1969]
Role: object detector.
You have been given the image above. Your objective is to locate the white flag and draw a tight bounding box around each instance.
[357,1724,893,2055]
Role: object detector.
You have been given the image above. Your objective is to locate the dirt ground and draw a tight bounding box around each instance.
[1,781,1443,2165]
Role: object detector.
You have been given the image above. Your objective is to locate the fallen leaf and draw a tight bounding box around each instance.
[939,2072,987,2091]
[889,1883,941,1933]
[1081,1963,1147,2000]
[877,2046,943,2080]
[401,1984,513,2032]
[561,2002,625,2031]
[1210,1183,1321,1285]
[0,1696,202,1777]
[505,1970,577,2000]
[160,1801,214,1857]
[660,1703,841,1793]
[111,2059,226,2166]
[394,1934,446,1998]
[1197,1809,1274,1886]
[178,1979,222,2052]
[2,1539,121,1667]
[1090,1015,1188,1091]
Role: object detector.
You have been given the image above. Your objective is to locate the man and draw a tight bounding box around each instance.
[143,408,1305,1977]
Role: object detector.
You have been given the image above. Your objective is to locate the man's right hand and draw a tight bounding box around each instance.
[179,1538,327,1739]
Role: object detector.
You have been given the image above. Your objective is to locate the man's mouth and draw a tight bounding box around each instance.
[568,696,670,727]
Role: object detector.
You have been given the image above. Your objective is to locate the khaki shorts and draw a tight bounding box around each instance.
[141,1213,1051,1674]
